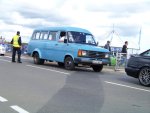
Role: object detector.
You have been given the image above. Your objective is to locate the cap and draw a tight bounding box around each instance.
[17,31,20,35]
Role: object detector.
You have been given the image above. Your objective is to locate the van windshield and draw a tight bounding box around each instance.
[67,31,96,45]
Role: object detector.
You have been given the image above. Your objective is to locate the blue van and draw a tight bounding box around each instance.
[27,27,110,72]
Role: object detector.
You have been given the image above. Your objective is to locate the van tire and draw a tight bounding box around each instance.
[92,65,103,72]
[64,57,75,70]
[33,53,44,65]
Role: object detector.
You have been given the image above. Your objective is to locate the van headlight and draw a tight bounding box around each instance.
[78,50,88,57]
[105,54,109,58]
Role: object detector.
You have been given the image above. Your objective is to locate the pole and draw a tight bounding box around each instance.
[138,27,142,50]
[110,24,114,43]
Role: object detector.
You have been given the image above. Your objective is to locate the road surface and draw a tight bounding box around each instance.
[0,55,150,113]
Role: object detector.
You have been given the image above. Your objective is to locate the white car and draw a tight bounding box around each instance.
[0,44,6,56]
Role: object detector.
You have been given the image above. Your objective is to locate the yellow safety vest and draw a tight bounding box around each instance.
[12,35,20,47]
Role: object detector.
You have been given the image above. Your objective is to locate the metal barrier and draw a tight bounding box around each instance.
[4,44,28,55]
[114,52,127,71]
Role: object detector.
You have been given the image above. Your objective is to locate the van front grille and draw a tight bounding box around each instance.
[88,51,106,58]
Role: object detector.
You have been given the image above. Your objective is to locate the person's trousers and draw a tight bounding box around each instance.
[12,47,21,62]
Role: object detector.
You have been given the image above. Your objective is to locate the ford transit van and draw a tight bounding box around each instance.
[27,27,110,72]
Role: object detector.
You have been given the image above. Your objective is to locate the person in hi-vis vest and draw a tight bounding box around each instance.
[11,31,22,63]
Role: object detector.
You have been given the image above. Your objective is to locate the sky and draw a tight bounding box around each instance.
[0,0,149,52]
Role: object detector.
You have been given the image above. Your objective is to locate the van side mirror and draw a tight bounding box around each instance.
[64,38,67,43]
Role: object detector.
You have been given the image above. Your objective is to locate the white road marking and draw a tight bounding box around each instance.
[2,56,11,58]
[105,81,150,93]
[0,55,31,62]
[4,55,31,60]
[0,96,8,102]
[10,105,29,113]
[26,65,70,75]
[0,59,11,62]
[0,56,70,75]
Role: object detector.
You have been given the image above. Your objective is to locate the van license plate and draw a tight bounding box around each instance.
[92,60,102,64]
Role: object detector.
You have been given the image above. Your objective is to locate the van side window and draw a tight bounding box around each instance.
[48,32,57,41]
[41,31,49,40]
[32,32,40,40]
[68,32,74,42]
[33,32,40,40]
[39,32,43,40]
[31,33,35,40]
[59,31,66,42]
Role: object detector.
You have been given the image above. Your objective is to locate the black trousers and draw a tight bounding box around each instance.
[12,47,21,62]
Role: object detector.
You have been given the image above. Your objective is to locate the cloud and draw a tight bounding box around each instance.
[0,0,73,29]
[85,0,150,20]
[0,0,149,51]
[113,24,140,37]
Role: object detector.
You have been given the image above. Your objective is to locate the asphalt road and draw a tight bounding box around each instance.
[0,55,150,113]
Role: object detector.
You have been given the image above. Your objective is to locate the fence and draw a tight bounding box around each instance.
[114,52,128,71]
[3,44,28,55]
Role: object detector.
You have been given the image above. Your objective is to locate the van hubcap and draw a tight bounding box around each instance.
[66,61,72,67]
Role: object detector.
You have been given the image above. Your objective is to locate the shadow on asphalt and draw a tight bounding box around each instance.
[36,67,105,113]
[27,60,103,73]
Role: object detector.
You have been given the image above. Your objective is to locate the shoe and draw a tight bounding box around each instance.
[17,61,22,63]
[12,61,16,63]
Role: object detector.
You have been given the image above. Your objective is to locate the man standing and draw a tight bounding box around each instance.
[121,41,128,66]
[104,41,111,52]
[0,36,2,44]
[11,31,22,63]
[122,41,128,54]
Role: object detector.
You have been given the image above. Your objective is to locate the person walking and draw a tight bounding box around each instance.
[104,41,111,52]
[104,41,111,66]
[11,31,22,63]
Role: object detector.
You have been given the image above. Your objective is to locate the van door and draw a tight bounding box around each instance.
[52,31,71,62]
[40,31,49,59]
[44,31,58,61]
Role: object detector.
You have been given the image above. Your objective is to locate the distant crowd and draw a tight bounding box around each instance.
[0,43,28,55]
[0,36,6,44]
[104,40,128,54]
[0,35,28,54]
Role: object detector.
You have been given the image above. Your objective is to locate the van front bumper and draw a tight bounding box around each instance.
[74,58,109,65]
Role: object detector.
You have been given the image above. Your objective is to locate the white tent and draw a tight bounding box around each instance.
[98,29,140,49]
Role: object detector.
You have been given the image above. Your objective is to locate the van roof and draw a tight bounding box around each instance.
[35,26,91,34]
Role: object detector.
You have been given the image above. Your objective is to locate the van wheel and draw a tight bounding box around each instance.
[33,53,44,65]
[92,65,103,72]
[64,57,75,70]
[58,62,64,67]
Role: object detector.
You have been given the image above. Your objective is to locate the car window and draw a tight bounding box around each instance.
[143,50,150,56]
